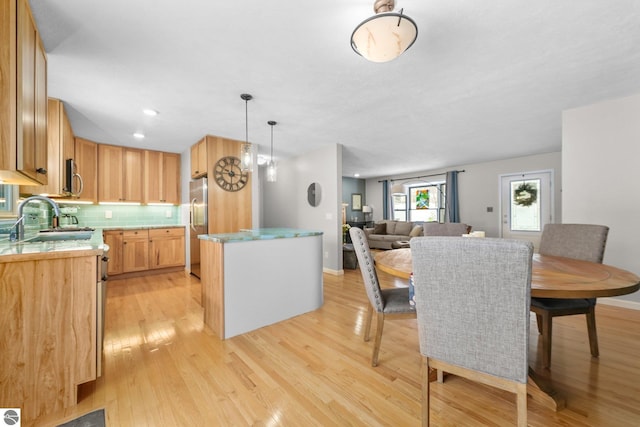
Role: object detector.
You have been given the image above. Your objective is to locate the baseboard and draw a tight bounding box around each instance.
[599,297,640,311]
[324,267,343,276]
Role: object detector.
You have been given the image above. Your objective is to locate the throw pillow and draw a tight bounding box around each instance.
[373,222,387,234]
[394,221,413,236]
[409,225,423,238]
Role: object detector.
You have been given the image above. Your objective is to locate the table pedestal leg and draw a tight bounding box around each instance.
[527,367,566,411]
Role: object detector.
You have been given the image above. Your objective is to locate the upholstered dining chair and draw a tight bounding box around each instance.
[349,227,416,367]
[411,237,533,427]
[531,223,609,368]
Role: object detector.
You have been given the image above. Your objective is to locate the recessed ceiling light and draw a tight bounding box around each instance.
[133,132,145,139]
[354,173,360,177]
[143,108,158,116]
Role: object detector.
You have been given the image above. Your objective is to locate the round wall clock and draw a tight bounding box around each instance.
[214,156,248,192]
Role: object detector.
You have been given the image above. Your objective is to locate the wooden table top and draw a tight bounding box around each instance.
[374,248,640,299]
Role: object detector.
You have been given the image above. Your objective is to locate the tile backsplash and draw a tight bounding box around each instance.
[65,204,181,227]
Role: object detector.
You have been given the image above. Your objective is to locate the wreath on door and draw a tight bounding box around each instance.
[513,182,537,207]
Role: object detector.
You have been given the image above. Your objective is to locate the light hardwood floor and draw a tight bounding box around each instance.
[32,268,640,426]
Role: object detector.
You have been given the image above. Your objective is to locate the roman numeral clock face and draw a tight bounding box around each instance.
[214,156,248,192]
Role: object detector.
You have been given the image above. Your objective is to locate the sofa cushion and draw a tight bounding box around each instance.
[373,222,387,234]
[384,220,396,235]
[409,225,424,238]
[394,221,413,236]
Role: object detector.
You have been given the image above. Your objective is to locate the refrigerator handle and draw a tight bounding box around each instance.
[190,198,197,232]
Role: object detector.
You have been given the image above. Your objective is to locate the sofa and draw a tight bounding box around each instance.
[363,220,471,250]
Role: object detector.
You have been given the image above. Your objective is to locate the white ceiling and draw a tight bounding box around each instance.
[29,0,640,179]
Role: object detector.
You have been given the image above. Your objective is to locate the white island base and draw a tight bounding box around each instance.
[200,229,323,339]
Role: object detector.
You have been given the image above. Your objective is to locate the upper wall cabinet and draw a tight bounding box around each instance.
[74,137,98,203]
[190,137,207,178]
[144,150,181,205]
[0,0,48,185]
[21,98,74,196]
[98,144,144,203]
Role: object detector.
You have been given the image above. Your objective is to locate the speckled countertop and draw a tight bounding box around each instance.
[0,224,185,260]
[198,228,323,243]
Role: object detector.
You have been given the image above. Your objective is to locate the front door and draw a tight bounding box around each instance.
[500,170,554,251]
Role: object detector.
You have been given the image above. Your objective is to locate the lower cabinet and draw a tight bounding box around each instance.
[123,229,149,272]
[149,227,185,269]
[103,227,185,276]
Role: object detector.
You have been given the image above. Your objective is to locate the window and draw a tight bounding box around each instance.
[408,183,446,223]
[392,194,407,221]
[0,185,16,217]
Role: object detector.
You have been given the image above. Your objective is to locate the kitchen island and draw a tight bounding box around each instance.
[199,228,323,339]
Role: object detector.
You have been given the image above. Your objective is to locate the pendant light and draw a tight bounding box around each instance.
[240,93,253,172]
[266,120,277,182]
[351,0,418,63]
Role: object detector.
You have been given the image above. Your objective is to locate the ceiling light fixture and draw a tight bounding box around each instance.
[133,132,145,139]
[266,120,277,182]
[143,108,158,116]
[351,0,418,63]
[240,93,254,172]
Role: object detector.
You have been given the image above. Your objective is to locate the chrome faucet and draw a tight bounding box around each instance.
[16,195,62,241]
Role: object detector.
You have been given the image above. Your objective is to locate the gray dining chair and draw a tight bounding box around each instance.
[349,227,416,367]
[411,237,533,427]
[531,223,609,368]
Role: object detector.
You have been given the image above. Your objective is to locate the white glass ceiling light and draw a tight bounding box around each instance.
[240,93,253,172]
[351,0,418,63]
[266,120,277,182]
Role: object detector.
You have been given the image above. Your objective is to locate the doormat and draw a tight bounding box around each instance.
[57,408,105,427]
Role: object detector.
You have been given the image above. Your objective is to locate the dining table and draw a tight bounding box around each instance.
[374,248,640,412]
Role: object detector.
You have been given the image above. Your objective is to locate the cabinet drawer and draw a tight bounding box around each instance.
[123,229,149,240]
[149,228,184,239]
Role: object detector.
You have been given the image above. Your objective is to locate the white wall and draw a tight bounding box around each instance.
[365,152,562,238]
[563,93,640,305]
[262,143,343,273]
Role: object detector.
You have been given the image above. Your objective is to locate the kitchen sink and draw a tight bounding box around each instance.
[26,228,94,242]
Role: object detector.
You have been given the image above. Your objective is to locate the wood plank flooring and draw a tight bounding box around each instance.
[31,268,640,426]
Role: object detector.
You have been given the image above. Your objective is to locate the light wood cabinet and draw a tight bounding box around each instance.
[98,144,144,203]
[104,227,185,276]
[0,253,97,421]
[103,230,123,275]
[123,229,149,272]
[190,137,207,178]
[74,137,98,203]
[144,150,181,204]
[0,0,48,185]
[21,98,74,195]
[149,227,185,269]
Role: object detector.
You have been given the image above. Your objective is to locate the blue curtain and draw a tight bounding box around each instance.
[446,171,460,223]
[381,180,389,220]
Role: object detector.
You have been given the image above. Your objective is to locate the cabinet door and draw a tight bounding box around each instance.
[144,150,162,203]
[75,138,98,202]
[123,148,143,202]
[103,230,123,275]
[190,138,207,178]
[162,152,181,204]
[98,144,123,202]
[33,33,47,183]
[149,228,185,269]
[123,230,149,272]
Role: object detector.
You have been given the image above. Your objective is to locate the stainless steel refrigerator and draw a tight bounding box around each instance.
[189,177,208,278]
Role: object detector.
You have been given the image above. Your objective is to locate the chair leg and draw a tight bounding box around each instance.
[422,357,430,427]
[516,382,527,427]
[540,311,553,369]
[363,305,373,342]
[371,313,385,367]
[535,313,543,335]
[586,307,599,358]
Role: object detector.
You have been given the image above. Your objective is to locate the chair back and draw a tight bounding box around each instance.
[410,237,533,383]
[539,224,609,263]
[349,227,384,313]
